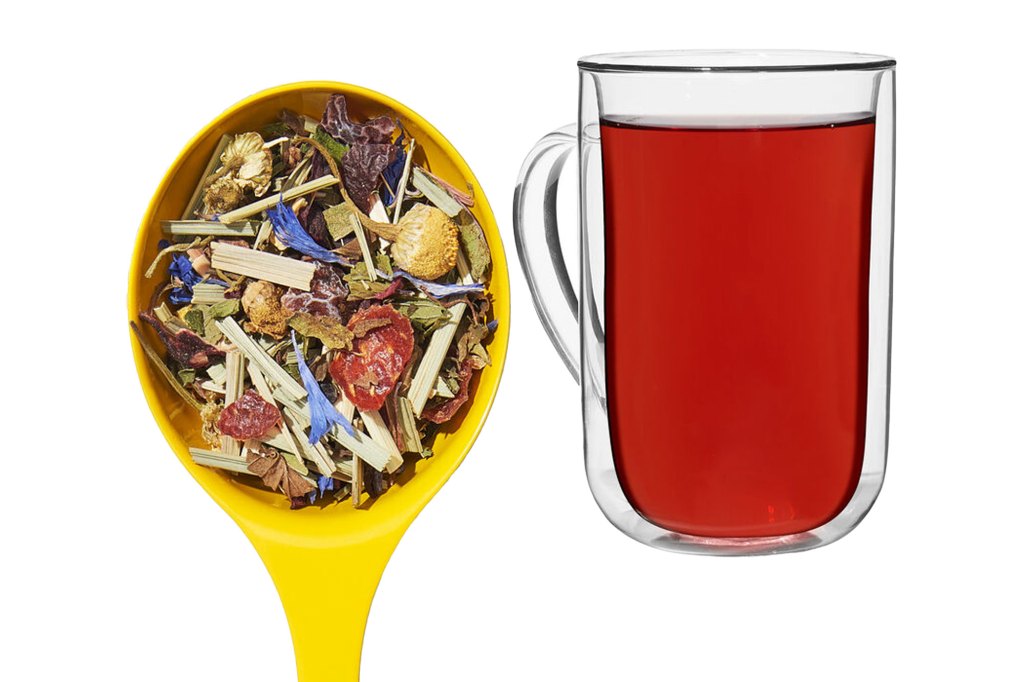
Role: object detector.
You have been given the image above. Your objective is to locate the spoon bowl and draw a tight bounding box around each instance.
[128,82,509,682]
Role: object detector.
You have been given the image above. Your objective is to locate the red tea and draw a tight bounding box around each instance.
[601,116,875,537]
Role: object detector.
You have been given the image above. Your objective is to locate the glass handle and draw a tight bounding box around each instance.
[513,123,580,383]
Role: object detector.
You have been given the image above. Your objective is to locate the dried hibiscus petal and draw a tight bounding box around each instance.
[421,359,475,424]
[281,263,347,319]
[140,311,224,369]
[321,93,396,145]
[329,305,414,411]
[342,143,397,213]
[218,389,282,440]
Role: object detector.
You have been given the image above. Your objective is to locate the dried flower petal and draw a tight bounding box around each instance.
[392,270,484,298]
[204,176,245,214]
[222,132,273,197]
[267,200,347,264]
[292,331,355,441]
[342,143,396,212]
[140,310,225,369]
[281,263,348,318]
[241,280,292,338]
[321,93,396,145]
[390,204,459,280]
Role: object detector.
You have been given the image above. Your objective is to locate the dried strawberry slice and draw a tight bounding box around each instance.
[329,305,414,411]
[421,359,474,424]
[217,389,282,440]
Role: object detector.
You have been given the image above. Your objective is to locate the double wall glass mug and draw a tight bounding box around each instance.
[514,51,896,555]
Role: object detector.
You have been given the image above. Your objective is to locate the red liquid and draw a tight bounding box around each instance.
[601,117,875,537]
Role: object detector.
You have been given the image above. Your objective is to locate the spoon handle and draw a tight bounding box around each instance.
[247,528,405,681]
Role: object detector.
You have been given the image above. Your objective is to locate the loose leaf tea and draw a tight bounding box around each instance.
[134,94,496,508]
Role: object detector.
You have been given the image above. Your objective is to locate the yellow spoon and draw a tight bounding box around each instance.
[127,82,509,682]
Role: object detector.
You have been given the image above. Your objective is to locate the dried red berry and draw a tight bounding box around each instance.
[329,306,414,411]
[217,389,282,440]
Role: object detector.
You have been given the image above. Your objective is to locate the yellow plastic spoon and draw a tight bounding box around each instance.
[127,82,509,682]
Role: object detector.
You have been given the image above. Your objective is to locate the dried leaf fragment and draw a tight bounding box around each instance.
[247,447,316,498]
[288,312,354,350]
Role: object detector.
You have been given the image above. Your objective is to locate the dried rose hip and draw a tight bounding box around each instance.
[217,389,282,440]
[329,305,414,411]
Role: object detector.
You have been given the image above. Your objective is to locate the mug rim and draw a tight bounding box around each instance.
[578,49,896,73]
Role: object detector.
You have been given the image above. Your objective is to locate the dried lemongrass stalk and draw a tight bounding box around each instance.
[263,427,299,456]
[412,167,462,217]
[190,448,249,474]
[282,409,336,477]
[352,454,362,508]
[349,214,377,282]
[253,219,273,250]
[216,175,338,224]
[246,361,275,402]
[359,409,403,473]
[275,389,392,472]
[210,242,316,290]
[408,252,474,415]
[183,135,231,220]
[129,322,203,411]
[392,139,417,224]
[162,220,257,238]
[397,397,424,453]
[191,282,228,305]
[205,361,227,385]
[221,350,245,457]
[216,317,306,401]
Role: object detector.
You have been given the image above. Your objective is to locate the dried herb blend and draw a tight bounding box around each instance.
[133,95,495,509]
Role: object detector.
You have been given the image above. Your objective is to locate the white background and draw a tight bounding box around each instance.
[2,1,1022,680]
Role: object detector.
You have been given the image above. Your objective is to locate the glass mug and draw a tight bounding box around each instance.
[514,50,895,555]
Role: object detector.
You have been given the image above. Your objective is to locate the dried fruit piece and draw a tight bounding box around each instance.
[218,389,282,440]
[140,310,225,369]
[281,263,348,318]
[329,306,414,411]
[342,143,397,212]
[391,204,459,280]
[241,280,292,338]
[421,359,474,424]
[321,93,396,145]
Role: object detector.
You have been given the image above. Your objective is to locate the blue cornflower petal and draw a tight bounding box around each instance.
[317,475,336,496]
[391,270,485,298]
[291,330,355,441]
[487,320,499,333]
[267,200,347,264]
[380,129,407,206]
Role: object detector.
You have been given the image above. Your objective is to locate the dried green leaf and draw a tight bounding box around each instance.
[375,251,393,277]
[313,127,350,164]
[323,203,358,241]
[288,312,354,350]
[183,308,206,334]
[457,212,491,281]
[177,368,197,386]
[208,299,241,319]
[395,299,451,334]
